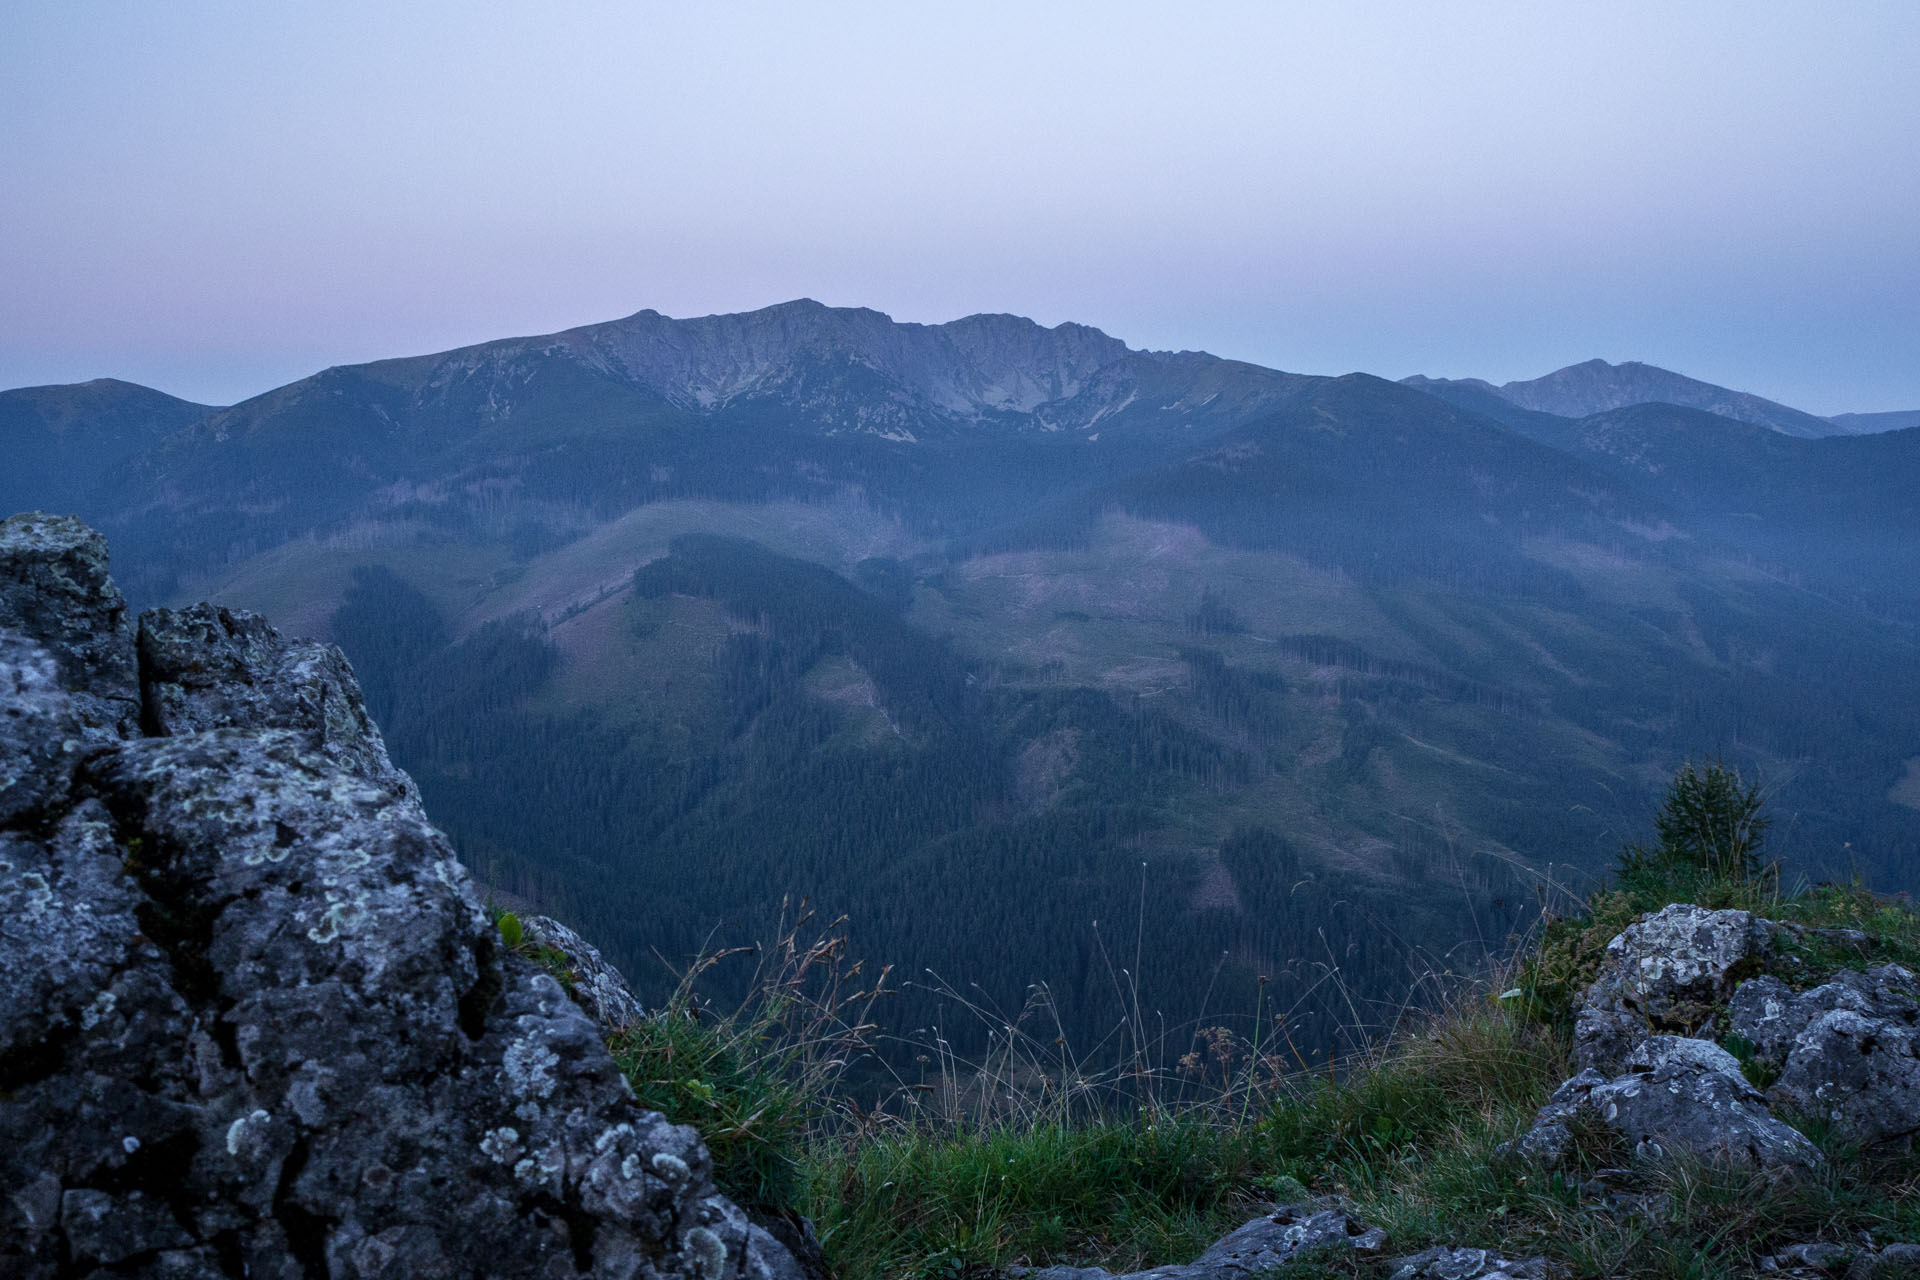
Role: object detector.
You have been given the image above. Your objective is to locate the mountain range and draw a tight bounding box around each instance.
[6,300,1918,1058]
[1402,358,1877,439]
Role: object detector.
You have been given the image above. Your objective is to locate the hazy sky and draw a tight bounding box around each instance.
[4,2,1917,413]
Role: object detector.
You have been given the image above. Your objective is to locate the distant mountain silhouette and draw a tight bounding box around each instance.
[1828,410,1920,435]
[1405,359,1843,438]
[0,378,213,516]
[70,301,1315,595]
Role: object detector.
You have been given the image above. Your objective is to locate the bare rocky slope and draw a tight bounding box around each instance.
[0,512,800,1279]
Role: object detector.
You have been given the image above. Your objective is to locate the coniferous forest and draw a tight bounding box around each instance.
[11,305,1920,1072]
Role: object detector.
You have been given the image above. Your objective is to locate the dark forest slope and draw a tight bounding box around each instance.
[9,304,1920,1063]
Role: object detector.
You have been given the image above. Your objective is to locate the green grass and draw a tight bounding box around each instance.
[810,1118,1266,1279]
[600,879,1920,1279]
[609,997,821,1214]
[496,773,1920,1280]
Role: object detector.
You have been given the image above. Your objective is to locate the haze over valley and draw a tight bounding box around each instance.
[9,299,1918,1056]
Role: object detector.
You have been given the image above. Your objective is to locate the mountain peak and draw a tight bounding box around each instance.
[1390,359,1842,439]
[549,300,1191,431]
[1492,360,1841,437]
[0,378,217,515]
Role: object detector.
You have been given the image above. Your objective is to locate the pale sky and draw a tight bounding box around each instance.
[3,1,1916,413]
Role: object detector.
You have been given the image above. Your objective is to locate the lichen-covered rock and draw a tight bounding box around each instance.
[0,517,798,1279]
[1758,1239,1920,1276]
[1728,966,1920,1149]
[1774,1017,1920,1151]
[1500,1067,1610,1170]
[138,601,419,799]
[1574,904,1774,1074]
[1510,1037,1820,1174]
[1729,965,1920,1063]
[0,632,84,825]
[1849,1241,1920,1277]
[525,913,648,1031]
[1019,1201,1387,1279]
[1389,1245,1563,1279]
[0,512,140,741]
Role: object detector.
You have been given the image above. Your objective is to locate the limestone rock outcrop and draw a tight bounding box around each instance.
[0,512,797,1279]
[1572,904,1774,1075]
[1757,1239,1920,1277]
[1014,1200,1566,1280]
[1388,1246,1563,1279]
[1729,964,1920,1149]
[1516,902,1920,1178]
[136,601,421,801]
[522,914,649,1033]
[1510,1037,1821,1173]
[0,510,140,742]
[1019,1200,1388,1280]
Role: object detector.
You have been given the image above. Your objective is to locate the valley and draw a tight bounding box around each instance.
[6,301,1918,1066]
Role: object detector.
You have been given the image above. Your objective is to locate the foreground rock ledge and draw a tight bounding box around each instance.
[1512,902,1920,1174]
[0,513,798,1279]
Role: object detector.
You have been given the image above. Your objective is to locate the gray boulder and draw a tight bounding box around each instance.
[0,631,83,825]
[1574,904,1774,1074]
[524,913,649,1031]
[1729,964,1920,1063]
[1019,1201,1386,1279]
[0,518,798,1279]
[1510,1037,1820,1174]
[0,512,139,740]
[1729,966,1920,1148]
[1774,1009,1920,1149]
[1758,1240,1920,1276]
[138,601,420,799]
[1390,1246,1563,1279]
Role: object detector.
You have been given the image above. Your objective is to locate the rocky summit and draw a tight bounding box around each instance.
[0,512,799,1279]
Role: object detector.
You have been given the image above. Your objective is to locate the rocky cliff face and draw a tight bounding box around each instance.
[159,299,1309,454]
[0,512,798,1279]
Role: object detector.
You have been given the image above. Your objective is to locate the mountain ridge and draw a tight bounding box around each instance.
[1405,358,1844,438]
[1830,409,1920,434]
[11,318,1909,448]
[174,299,1309,451]
[6,298,1920,1081]
[0,377,215,517]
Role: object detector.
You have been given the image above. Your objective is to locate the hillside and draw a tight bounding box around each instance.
[1394,382,1920,615]
[1830,409,1920,434]
[0,377,213,516]
[8,302,1920,1068]
[92,300,1310,602]
[14,509,1920,1279]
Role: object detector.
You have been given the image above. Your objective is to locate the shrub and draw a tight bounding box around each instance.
[1616,757,1771,894]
